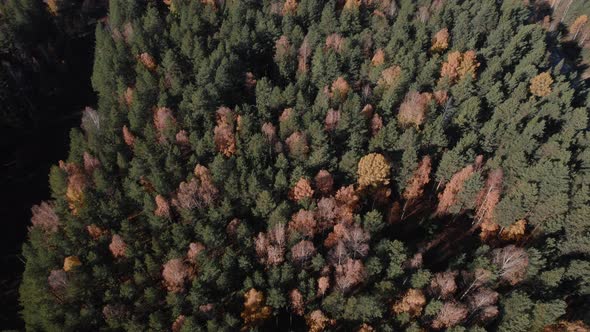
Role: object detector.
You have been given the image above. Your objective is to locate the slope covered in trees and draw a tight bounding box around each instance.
[20,0,590,331]
[0,0,106,327]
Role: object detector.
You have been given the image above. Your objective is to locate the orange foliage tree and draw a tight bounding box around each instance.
[289,177,314,202]
[430,28,449,52]
[475,169,503,238]
[402,155,432,217]
[436,164,475,215]
[440,50,479,83]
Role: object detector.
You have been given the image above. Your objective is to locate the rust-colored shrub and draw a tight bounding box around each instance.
[59,161,88,215]
[262,122,278,142]
[214,107,237,157]
[317,276,330,296]
[245,72,257,89]
[274,35,291,60]
[570,15,588,40]
[172,315,185,332]
[298,37,312,73]
[544,320,590,332]
[175,130,190,146]
[335,185,360,215]
[433,90,448,105]
[361,104,374,118]
[48,269,67,292]
[124,87,134,106]
[475,169,503,237]
[153,107,176,141]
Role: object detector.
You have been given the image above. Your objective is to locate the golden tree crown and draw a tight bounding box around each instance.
[357,153,391,189]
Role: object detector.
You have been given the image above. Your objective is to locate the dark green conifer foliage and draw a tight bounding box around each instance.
[19,0,590,331]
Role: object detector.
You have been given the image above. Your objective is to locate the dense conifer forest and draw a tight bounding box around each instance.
[6,0,590,330]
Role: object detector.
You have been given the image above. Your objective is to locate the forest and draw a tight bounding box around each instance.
[4,0,590,331]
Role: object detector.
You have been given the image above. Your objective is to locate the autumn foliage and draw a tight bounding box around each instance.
[241,289,272,330]
[491,245,529,285]
[403,155,432,203]
[214,107,237,157]
[289,177,314,201]
[475,169,503,238]
[393,289,426,317]
[20,1,590,331]
[377,65,402,89]
[109,234,127,258]
[30,201,60,233]
[530,72,553,97]
[162,258,190,292]
[431,302,468,329]
[431,28,449,52]
[357,153,391,189]
[397,91,432,127]
[436,164,475,215]
[440,50,480,83]
[63,256,81,272]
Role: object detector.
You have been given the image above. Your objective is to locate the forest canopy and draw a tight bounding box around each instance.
[19,0,590,331]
